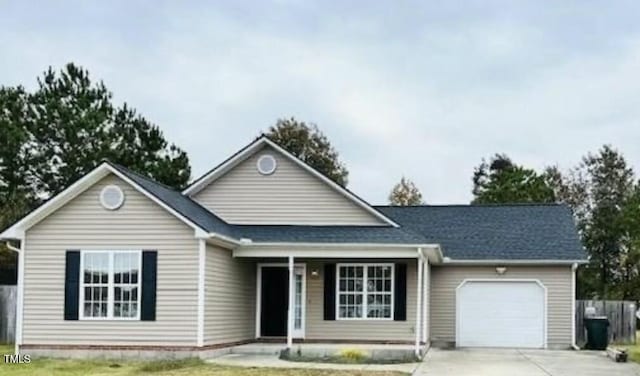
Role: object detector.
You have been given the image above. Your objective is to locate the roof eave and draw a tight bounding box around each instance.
[0,162,211,241]
[442,258,588,265]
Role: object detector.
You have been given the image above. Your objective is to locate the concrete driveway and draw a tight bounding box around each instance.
[418,348,640,376]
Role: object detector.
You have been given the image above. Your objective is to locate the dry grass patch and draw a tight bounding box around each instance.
[0,347,406,376]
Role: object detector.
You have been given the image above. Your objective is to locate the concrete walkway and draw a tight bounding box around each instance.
[207,353,420,373]
[416,348,640,376]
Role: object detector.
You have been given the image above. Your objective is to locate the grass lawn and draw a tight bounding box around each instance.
[0,345,405,376]
[619,331,640,363]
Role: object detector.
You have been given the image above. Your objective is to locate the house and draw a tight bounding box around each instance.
[0,135,587,358]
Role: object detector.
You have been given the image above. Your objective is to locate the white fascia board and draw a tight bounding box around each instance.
[207,232,242,248]
[442,258,588,265]
[0,163,112,240]
[233,243,441,259]
[238,241,440,249]
[183,139,265,195]
[0,162,210,240]
[233,247,422,258]
[260,138,399,227]
[107,166,207,233]
[182,137,399,227]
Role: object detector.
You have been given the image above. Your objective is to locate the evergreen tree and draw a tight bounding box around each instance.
[26,64,190,199]
[472,154,555,204]
[0,63,192,279]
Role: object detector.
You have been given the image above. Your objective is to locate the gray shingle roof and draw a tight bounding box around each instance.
[376,204,586,261]
[110,163,585,261]
[235,225,427,244]
[109,163,236,238]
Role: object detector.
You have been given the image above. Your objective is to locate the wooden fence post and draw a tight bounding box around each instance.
[0,286,17,343]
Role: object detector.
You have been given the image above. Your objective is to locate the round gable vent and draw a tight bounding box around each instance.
[257,154,277,175]
[100,185,125,210]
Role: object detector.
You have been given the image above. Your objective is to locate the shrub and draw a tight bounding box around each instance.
[338,348,368,363]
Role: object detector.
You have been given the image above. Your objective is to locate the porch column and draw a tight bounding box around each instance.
[422,257,429,344]
[287,256,294,349]
[415,253,423,356]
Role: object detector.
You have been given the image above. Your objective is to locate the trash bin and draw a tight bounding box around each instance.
[585,316,609,350]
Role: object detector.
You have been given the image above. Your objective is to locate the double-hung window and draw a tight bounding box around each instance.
[80,251,141,320]
[337,263,394,320]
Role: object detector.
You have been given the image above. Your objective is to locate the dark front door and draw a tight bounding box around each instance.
[260,267,289,337]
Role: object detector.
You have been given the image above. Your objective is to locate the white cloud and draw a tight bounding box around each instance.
[2,2,640,204]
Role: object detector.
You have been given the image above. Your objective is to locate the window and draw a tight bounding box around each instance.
[80,251,141,320]
[336,264,393,320]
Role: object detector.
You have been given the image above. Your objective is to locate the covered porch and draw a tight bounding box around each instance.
[232,243,441,356]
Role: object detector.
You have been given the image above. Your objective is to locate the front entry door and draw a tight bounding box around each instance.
[260,267,288,336]
[259,265,306,338]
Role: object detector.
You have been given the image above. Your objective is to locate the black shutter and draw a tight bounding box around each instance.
[394,263,407,321]
[64,250,81,320]
[141,250,157,321]
[323,263,336,320]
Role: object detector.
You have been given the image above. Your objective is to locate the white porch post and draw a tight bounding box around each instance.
[422,256,429,344]
[415,252,423,356]
[571,263,578,349]
[14,237,25,355]
[287,256,294,349]
[197,238,206,347]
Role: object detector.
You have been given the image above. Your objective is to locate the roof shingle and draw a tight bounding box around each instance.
[376,204,586,261]
[110,163,586,261]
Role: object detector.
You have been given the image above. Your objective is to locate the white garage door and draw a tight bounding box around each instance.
[457,280,545,348]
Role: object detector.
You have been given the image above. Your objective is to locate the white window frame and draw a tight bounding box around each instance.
[335,263,394,321]
[79,250,142,321]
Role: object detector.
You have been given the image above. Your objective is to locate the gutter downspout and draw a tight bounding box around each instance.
[571,263,580,350]
[5,241,20,253]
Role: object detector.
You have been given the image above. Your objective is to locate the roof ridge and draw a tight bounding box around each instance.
[233,224,399,229]
[106,161,180,192]
[106,161,234,235]
[375,203,565,208]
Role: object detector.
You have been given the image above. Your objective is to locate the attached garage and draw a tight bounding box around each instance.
[456,280,546,348]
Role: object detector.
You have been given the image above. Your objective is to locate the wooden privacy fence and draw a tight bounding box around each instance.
[575,300,637,346]
[0,285,17,343]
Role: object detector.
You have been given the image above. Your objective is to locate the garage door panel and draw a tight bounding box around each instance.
[457,281,545,348]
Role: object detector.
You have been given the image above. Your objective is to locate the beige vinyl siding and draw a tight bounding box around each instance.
[304,259,417,342]
[204,245,255,345]
[192,145,386,226]
[23,174,199,346]
[430,265,573,348]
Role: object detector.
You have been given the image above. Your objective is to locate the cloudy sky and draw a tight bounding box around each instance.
[2,1,639,204]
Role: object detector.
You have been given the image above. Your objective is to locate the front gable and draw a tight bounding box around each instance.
[0,163,207,241]
[189,140,391,226]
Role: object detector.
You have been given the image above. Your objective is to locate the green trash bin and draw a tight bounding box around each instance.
[585,316,609,350]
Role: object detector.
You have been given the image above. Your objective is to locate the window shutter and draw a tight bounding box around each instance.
[394,263,407,321]
[141,250,158,321]
[64,250,81,320]
[323,263,336,320]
